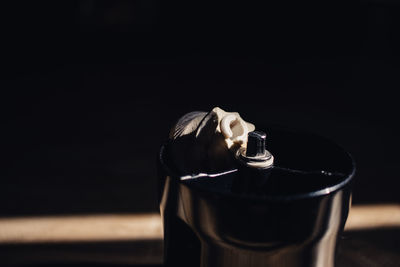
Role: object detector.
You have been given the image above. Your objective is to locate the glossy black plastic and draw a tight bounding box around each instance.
[246,131,267,157]
[158,127,355,267]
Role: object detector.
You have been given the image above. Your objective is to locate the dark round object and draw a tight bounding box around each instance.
[158,126,355,267]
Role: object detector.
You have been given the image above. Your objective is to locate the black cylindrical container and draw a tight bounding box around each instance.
[158,126,355,267]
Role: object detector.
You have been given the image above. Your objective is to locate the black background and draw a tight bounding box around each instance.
[1,0,399,217]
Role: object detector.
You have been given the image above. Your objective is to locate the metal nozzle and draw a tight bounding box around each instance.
[237,131,274,168]
[246,131,267,158]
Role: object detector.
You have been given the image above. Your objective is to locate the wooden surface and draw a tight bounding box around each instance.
[0,213,162,244]
[1,205,399,244]
[1,204,399,266]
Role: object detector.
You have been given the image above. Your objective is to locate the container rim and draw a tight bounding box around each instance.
[158,131,356,202]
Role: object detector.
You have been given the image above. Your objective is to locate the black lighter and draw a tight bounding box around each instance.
[158,108,355,267]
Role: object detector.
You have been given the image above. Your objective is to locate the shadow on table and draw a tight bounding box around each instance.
[2,227,399,267]
[337,227,400,267]
[0,239,163,267]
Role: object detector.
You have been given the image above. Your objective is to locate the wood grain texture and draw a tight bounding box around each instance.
[0,213,162,244]
[1,204,399,244]
[0,204,399,266]
[345,204,400,230]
